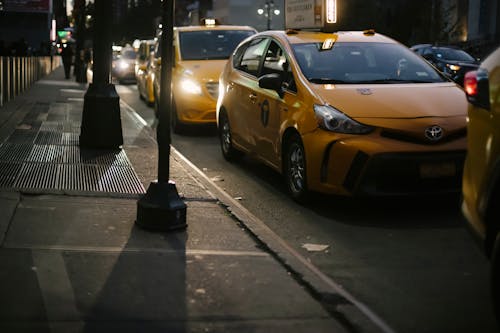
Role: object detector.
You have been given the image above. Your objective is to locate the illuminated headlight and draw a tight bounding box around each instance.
[117,60,129,70]
[314,104,373,134]
[180,78,203,95]
[446,64,461,72]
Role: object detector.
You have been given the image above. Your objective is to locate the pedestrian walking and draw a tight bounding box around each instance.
[61,44,74,79]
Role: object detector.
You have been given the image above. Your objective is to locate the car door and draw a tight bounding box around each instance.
[251,40,294,168]
[228,37,270,150]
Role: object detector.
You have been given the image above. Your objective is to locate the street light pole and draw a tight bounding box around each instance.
[266,0,273,30]
[136,0,187,231]
[257,0,279,30]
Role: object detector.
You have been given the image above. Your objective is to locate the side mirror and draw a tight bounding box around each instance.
[464,69,490,110]
[259,73,285,98]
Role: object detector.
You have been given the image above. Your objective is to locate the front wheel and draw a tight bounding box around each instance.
[284,134,310,203]
[218,111,242,161]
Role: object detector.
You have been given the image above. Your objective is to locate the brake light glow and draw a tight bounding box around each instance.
[464,71,478,96]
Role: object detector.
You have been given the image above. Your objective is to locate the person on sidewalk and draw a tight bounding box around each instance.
[61,43,74,79]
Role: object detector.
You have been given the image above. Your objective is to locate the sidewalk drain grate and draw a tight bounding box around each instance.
[0,110,146,197]
[0,101,147,196]
[0,162,22,187]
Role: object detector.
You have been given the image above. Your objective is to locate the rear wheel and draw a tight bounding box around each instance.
[284,134,310,203]
[219,111,241,161]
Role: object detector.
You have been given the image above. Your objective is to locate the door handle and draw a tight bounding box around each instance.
[249,93,257,103]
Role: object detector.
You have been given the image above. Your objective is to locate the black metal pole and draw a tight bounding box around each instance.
[79,0,123,149]
[136,0,187,231]
[158,0,174,182]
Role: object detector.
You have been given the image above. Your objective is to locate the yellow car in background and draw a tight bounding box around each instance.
[136,39,156,105]
[217,29,468,202]
[153,21,256,133]
[462,47,500,318]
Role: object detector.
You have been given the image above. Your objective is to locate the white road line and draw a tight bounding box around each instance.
[120,100,148,126]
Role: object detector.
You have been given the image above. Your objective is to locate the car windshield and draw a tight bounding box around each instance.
[292,42,446,84]
[179,30,254,60]
[433,47,475,62]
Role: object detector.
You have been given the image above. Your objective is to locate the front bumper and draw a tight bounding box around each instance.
[302,130,466,196]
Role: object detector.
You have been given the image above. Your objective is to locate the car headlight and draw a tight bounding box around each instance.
[446,64,461,72]
[314,104,373,134]
[180,78,203,95]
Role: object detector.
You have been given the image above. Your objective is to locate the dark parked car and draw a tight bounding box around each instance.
[411,44,479,85]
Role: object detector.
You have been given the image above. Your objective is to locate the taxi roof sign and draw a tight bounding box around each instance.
[285,0,337,32]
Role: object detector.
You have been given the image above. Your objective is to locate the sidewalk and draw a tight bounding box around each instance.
[0,67,385,333]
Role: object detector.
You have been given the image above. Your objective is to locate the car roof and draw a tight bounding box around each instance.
[256,30,399,45]
[174,25,256,32]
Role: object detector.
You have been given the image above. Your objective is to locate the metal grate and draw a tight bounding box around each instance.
[0,143,33,162]
[0,101,146,197]
[0,162,22,187]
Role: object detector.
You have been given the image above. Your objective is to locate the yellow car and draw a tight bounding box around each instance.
[461,47,500,318]
[152,22,256,133]
[136,39,156,105]
[217,29,468,202]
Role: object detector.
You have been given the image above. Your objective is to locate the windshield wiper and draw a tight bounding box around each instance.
[354,78,438,84]
[308,78,348,84]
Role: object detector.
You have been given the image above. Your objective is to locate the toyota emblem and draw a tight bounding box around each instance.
[425,125,444,141]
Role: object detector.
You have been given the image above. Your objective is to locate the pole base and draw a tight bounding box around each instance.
[80,83,123,149]
[136,180,187,231]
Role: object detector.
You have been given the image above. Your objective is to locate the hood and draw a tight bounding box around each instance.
[178,59,228,82]
[314,83,467,119]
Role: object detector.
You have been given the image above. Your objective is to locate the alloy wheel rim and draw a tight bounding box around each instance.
[221,119,231,153]
[289,143,305,193]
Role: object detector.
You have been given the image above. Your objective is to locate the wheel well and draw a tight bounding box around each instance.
[281,127,301,172]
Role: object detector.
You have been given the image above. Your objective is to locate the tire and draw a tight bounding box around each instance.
[284,134,310,203]
[218,111,242,161]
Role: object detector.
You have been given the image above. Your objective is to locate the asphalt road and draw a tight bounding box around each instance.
[117,83,499,333]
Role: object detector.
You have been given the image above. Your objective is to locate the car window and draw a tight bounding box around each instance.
[433,47,475,62]
[262,40,296,93]
[237,38,269,76]
[179,30,255,60]
[292,42,446,84]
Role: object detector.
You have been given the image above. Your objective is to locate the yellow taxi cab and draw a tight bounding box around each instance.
[152,20,256,133]
[135,39,156,105]
[461,47,500,318]
[217,29,468,202]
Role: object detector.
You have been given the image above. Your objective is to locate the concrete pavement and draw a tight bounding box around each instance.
[0,66,390,332]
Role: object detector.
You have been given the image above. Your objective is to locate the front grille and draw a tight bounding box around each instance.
[380,128,467,145]
[206,82,219,100]
[357,151,466,195]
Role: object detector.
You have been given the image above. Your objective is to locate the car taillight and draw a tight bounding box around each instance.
[464,68,490,110]
[464,71,478,96]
